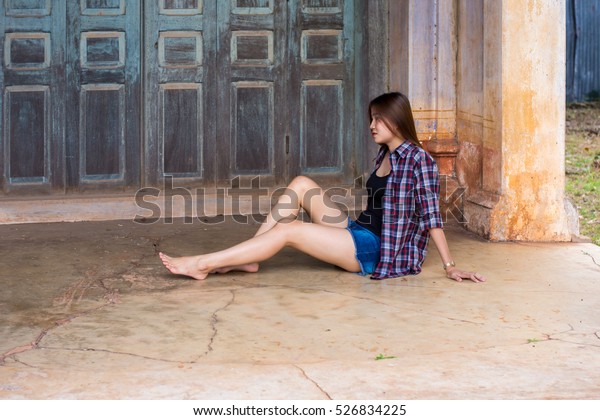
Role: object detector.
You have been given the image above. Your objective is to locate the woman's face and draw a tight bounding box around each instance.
[369,114,402,147]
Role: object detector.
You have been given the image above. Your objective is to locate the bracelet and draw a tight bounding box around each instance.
[443,261,455,271]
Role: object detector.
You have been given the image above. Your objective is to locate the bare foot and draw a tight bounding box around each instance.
[159,252,210,280]
[210,263,260,274]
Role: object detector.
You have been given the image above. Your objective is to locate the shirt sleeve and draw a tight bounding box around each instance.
[413,153,443,230]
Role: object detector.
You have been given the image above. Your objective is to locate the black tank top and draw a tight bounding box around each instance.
[355,171,389,237]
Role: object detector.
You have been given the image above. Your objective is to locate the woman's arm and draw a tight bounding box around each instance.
[429,228,486,283]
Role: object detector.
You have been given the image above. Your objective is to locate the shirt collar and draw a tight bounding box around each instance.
[375,141,415,168]
[390,141,414,158]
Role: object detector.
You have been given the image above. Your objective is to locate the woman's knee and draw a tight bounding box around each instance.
[271,219,301,245]
[288,176,321,206]
[288,175,318,195]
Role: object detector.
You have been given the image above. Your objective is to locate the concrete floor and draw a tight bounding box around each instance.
[0,217,599,399]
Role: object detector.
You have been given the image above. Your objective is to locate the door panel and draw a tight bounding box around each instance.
[4,1,52,18]
[65,0,140,191]
[0,1,65,193]
[288,0,354,183]
[215,0,286,186]
[145,0,215,187]
[6,86,49,180]
[160,83,203,175]
[231,81,273,174]
[301,80,342,170]
[80,84,124,180]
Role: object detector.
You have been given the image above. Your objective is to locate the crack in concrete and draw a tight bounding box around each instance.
[202,289,236,357]
[542,325,600,348]
[545,324,575,339]
[547,338,600,348]
[53,275,95,307]
[1,251,156,365]
[38,345,189,364]
[466,325,600,352]
[9,357,38,369]
[0,303,113,365]
[1,244,156,366]
[294,364,332,400]
[54,254,146,308]
[318,288,485,325]
[516,325,600,349]
[1,240,231,367]
[521,325,572,345]
[581,251,600,268]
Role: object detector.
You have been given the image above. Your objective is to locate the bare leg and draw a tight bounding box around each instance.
[255,175,348,235]
[159,220,360,280]
[206,176,348,274]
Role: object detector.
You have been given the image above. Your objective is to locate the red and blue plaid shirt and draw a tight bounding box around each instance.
[371,142,443,279]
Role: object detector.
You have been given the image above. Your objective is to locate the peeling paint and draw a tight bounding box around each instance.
[457,0,570,241]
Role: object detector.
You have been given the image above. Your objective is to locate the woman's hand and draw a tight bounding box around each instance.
[445,267,486,283]
[428,228,486,283]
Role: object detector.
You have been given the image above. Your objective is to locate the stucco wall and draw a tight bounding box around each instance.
[492,0,571,240]
[457,0,504,235]
[389,0,573,241]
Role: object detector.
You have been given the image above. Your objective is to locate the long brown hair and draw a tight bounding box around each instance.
[368,92,422,149]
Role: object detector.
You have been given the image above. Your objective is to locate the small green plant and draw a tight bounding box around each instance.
[527,338,540,344]
[375,353,397,360]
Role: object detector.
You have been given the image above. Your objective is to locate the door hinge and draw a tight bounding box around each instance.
[285,135,290,154]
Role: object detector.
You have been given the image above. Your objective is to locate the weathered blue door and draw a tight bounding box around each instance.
[0,0,66,193]
[146,0,357,188]
[144,0,217,187]
[1,0,359,194]
[65,0,141,191]
[287,0,356,184]
[0,0,140,193]
[222,0,359,186]
[214,0,288,186]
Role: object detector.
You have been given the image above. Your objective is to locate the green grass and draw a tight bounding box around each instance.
[374,354,396,361]
[565,102,600,246]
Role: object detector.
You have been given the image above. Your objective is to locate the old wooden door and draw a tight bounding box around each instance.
[0,0,66,194]
[0,0,140,194]
[146,0,357,188]
[215,0,287,186]
[217,0,356,186]
[287,0,356,184]
[65,0,141,191]
[1,0,359,195]
[144,0,217,187]
[217,0,354,184]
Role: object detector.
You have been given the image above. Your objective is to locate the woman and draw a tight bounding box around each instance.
[160,92,485,283]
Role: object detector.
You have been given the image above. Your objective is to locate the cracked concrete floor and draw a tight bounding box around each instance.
[0,217,599,399]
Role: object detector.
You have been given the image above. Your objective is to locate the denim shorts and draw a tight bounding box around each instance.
[346,218,381,275]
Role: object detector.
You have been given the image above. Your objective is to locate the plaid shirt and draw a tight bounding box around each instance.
[370,142,443,279]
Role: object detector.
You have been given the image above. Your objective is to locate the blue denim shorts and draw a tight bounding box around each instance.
[346,218,381,275]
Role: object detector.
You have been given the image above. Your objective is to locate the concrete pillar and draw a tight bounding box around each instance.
[463,0,572,241]
[388,0,459,177]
